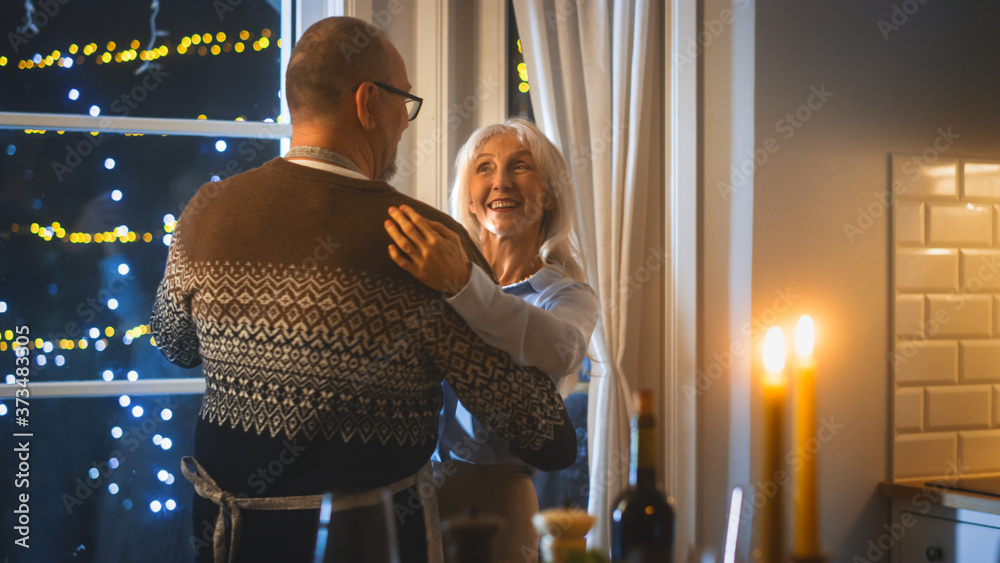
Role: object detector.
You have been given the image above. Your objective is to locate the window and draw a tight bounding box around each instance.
[507,1,534,122]
[506,5,590,515]
[532,359,591,512]
[5,393,203,561]
[1,1,281,120]
[1,130,281,383]
[1,1,287,559]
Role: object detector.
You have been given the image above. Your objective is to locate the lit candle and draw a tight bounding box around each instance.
[760,326,786,563]
[793,315,819,557]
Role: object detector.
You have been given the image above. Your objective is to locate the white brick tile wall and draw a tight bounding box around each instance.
[895,295,924,338]
[895,388,924,433]
[892,155,959,199]
[896,250,959,293]
[894,341,957,385]
[928,204,993,247]
[959,430,1000,473]
[961,250,1000,291]
[961,341,1000,383]
[964,161,1000,199]
[995,385,1000,427]
[996,297,1000,338]
[996,206,1000,247]
[926,294,992,338]
[925,385,991,430]
[895,201,925,246]
[892,155,1000,480]
[893,433,957,479]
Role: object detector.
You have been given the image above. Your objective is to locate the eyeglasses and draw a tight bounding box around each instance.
[372,81,423,121]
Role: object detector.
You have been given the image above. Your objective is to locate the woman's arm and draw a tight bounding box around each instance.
[448,263,597,383]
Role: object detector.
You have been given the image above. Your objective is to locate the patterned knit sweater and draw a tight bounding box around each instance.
[150,157,575,561]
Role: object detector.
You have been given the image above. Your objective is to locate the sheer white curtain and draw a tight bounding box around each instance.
[511,0,664,553]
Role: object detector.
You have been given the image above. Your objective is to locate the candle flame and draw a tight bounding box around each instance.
[763,326,785,374]
[796,315,815,358]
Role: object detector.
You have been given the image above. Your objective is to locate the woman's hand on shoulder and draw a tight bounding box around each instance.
[384,205,472,294]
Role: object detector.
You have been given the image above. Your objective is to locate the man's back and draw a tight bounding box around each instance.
[151,158,575,562]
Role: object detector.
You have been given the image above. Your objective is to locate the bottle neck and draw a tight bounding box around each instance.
[630,413,657,488]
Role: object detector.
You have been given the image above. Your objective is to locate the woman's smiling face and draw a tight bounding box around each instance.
[468,133,553,241]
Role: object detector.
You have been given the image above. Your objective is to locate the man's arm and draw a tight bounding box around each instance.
[150,225,202,369]
[447,264,598,382]
[384,203,598,382]
[386,200,576,469]
[424,302,577,471]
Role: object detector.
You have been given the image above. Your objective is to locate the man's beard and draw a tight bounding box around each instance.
[380,137,398,181]
[380,161,398,181]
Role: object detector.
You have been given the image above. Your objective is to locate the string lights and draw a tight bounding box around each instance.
[0,5,285,536]
[0,210,172,355]
[516,39,529,93]
[4,213,175,246]
[3,28,278,70]
[2,322,155,359]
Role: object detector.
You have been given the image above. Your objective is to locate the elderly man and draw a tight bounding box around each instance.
[150,16,575,563]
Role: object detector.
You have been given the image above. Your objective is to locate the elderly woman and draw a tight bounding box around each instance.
[384,118,598,561]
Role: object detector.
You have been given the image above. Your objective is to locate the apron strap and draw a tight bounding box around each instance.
[181,456,439,563]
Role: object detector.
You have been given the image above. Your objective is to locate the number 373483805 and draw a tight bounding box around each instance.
[14,325,31,422]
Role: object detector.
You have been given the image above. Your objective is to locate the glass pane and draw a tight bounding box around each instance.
[0,0,281,121]
[508,1,534,121]
[1,393,202,562]
[0,130,281,381]
[532,359,590,512]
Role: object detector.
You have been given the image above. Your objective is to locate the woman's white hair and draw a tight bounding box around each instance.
[449,118,587,282]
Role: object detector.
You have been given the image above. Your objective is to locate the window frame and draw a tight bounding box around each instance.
[0,1,294,400]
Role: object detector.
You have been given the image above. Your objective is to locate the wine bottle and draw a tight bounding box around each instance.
[610,390,675,562]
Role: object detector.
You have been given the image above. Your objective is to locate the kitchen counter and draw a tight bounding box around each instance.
[879,475,1000,516]
[878,476,1000,562]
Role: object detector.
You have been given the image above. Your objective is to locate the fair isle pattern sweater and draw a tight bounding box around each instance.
[150,158,574,562]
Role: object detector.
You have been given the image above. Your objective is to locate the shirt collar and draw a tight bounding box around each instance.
[284,157,369,180]
[503,265,561,291]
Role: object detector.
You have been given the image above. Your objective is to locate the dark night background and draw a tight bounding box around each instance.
[1,1,281,561]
